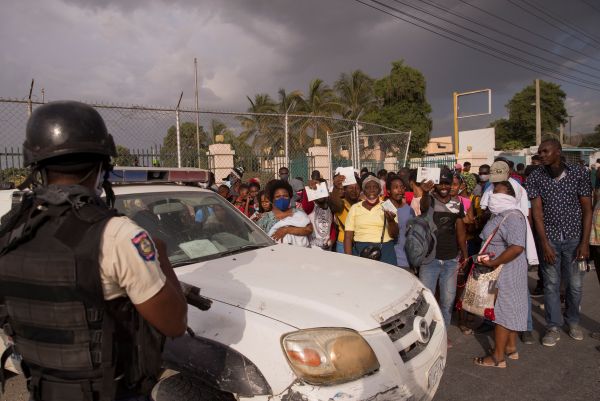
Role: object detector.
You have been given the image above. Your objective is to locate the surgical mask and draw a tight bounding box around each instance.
[274,197,291,211]
[365,197,379,205]
[488,193,517,215]
[479,174,490,182]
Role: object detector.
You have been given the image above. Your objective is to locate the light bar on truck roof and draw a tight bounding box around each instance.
[109,167,209,184]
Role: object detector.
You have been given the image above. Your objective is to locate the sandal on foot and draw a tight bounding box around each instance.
[474,355,506,368]
[459,325,474,335]
[489,348,519,360]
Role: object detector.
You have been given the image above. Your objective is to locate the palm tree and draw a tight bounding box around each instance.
[334,70,377,120]
[237,94,277,151]
[295,79,341,148]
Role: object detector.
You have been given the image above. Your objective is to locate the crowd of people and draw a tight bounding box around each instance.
[216,137,600,366]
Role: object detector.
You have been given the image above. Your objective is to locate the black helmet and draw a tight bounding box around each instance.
[23,100,116,167]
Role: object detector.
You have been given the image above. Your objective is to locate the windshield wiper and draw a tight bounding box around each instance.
[218,244,269,257]
[170,244,269,267]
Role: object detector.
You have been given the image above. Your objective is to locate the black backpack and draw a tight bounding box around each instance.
[404,198,437,271]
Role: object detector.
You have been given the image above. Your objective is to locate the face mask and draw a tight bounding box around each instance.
[274,197,291,211]
[488,193,517,215]
[365,197,379,205]
[479,174,490,182]
[280,174,289,182]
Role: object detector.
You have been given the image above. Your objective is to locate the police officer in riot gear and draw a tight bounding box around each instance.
[0,101,188,401]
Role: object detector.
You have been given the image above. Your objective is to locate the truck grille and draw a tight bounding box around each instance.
[380,291,437,362]
[381,293,429,342]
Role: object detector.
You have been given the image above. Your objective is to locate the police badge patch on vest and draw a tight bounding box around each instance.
[132,231,156,261]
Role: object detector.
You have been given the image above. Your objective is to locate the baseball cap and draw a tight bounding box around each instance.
[490,161,510,183]
[439,168,452,184]
[454,163,463,170]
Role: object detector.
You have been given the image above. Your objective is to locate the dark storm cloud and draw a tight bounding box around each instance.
[1,0,599,146]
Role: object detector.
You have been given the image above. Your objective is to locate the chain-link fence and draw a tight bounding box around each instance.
[0,98,410,184]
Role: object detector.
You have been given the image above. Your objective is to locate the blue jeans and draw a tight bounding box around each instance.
[541,238,584,329]
[336,241,345,253]
[419,258,459,327]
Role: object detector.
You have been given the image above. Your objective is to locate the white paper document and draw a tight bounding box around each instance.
[381,199,397,214]
[305,182,329,201]
[179,239,220,259]
[416,167,441,184]
[334,166,357,186]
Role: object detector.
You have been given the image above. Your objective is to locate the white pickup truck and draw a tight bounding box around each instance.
[0,168,446,401]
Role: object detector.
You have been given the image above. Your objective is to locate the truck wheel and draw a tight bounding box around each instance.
[151,373,235,401]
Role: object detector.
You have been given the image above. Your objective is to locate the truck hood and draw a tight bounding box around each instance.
[175,245,422,332]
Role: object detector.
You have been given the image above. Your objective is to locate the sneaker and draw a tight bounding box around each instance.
[542,328,560,347]
[568,326,584,341]
[520,331,535,345]
[531,286,544,297]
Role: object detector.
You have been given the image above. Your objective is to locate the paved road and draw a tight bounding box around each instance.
[435,270,600,401]
[3,271,600,401]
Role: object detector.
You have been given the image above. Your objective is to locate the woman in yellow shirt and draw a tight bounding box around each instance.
[344,174,399,265]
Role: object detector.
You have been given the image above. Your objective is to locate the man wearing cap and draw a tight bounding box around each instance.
[224,167,244,198]
[526,139,592,347]
[419,168,467,335]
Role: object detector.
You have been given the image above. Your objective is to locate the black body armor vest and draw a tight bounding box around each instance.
[0,185,163,401]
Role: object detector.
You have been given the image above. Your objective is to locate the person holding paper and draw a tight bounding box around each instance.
[308,181,334,250]
[329,171,362,253]
[386,174,415,271]
[344,174,399,265]
[419,168,468,337]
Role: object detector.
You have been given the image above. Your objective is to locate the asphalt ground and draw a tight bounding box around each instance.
[434,270,600,401]
[3,270,600,401]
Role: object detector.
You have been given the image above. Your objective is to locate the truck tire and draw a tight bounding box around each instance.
[151,373,236,401]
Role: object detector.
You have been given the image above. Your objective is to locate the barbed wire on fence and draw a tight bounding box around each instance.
[0,97,411,185]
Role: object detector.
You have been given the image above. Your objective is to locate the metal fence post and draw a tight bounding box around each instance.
[403,130,412,168]
[175,109,182,168]
[327,131,332,183]
[284,113,289,168]
[354,121,361,170]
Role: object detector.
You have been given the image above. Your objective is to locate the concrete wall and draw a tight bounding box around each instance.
[458,128,495,154]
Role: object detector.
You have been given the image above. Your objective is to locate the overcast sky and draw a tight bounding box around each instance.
[1,0,599,145]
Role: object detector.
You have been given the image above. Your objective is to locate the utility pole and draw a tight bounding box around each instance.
[453,91,459,158]
[194,58,201,167]
[559,124,564,145]
[568,115,574,144]
[535,79,541,146]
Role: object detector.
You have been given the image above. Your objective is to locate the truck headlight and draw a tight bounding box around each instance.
[281,328,379,385]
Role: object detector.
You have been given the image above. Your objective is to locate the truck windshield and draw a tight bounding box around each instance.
[114,191,273,266]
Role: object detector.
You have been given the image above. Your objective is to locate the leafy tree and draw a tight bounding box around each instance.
[492,80,567,149]
[364,60,432,156]
[161,122,208,167]
[581,124,600,147]
[114,145,135,166]
[334,70,377,120]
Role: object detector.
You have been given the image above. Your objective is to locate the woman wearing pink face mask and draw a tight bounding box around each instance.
[343,174,399,265]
